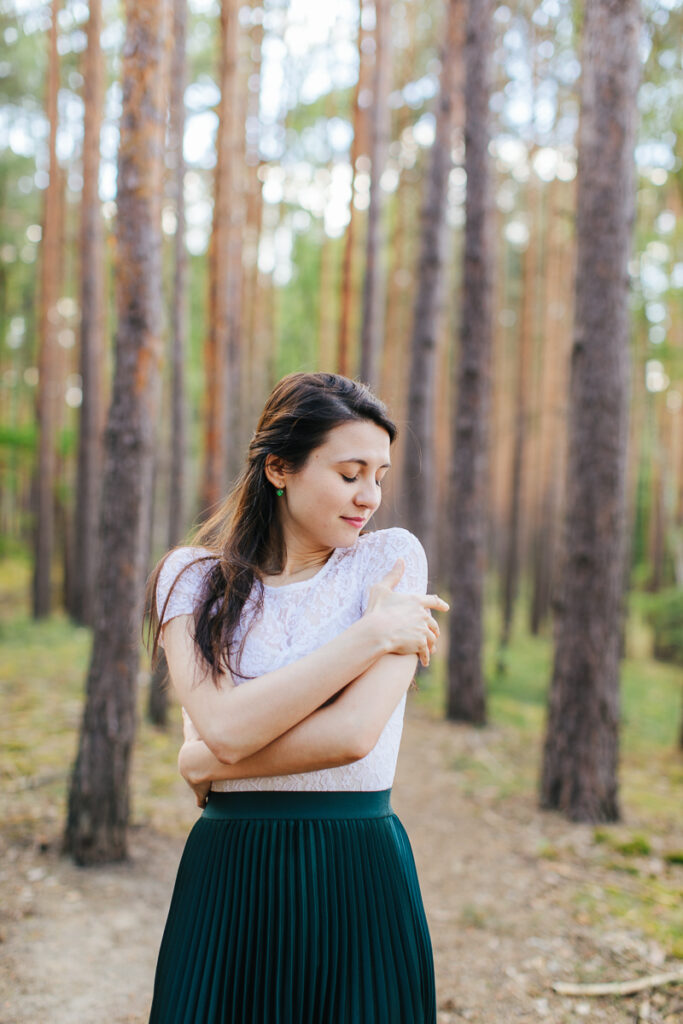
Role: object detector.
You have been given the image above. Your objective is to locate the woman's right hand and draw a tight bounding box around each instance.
[364,559,449,667]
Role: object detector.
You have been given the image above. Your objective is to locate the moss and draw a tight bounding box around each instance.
[614,834,652,857]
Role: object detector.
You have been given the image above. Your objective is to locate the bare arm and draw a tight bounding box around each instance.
[162,559,446,764]
[179,649,420,789]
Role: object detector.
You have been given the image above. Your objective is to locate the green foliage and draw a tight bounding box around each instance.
[594,830,654,857]
[275,226,339,378]
[637,586,683,666]
[0,422,36,449]
[614,834,652,857]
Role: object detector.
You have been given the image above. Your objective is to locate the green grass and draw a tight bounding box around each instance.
[0,556,190,843]
[1,556,681,954]
[415,578,682,816]
[411,578,683,959]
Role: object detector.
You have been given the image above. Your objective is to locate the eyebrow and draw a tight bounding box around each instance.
[335,458,392,469]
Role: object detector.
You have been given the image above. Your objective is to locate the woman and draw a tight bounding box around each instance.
[145,372,449,1023]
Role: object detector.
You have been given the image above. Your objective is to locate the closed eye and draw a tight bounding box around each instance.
[341,474,383,487]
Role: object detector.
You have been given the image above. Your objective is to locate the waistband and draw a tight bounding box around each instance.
[201,788,394,821]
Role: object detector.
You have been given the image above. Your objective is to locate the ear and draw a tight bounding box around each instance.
[264,454,288,490]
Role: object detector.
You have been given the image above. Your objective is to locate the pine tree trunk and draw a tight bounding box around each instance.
[501,159,539,647]
[226,18,247,483]
[65,0,168,864]
[243,0,265,430]
[33,0,61,618]
[648,395,671,592]
[148,0,189,727]
[404,0,462,568]
[167,0,189,552]
[359,0,392,388]
[446,0,494,725]
[73,0,105,627]
[338,4,370,377]
[201,0,239,515]
[540,0,641,823]
[530,178,560,633]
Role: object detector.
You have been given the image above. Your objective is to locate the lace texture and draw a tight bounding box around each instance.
[156,527,428,791]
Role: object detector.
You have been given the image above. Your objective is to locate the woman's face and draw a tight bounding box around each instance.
[270,419,392,552]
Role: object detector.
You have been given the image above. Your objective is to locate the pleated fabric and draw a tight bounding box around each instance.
[148,789,436,1024]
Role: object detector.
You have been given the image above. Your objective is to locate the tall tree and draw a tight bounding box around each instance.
[338,2,371,378]
[201,0,240,514]
[359,0,392,388]
[148,0,189,727]
[529,176,574,635]
[500,147,539,649]
[227,17,248,479]
[65,0,168,863]
[167,0,189,565]
[540,0,641,822]
[446,0,494,725]
[33,0,61,617]
[404,0,463,567]
[242,0,267,427]
[72,0,105,626]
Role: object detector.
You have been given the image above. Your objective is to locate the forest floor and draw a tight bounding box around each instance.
[1,702,682,1024]
[1,567,682,1023]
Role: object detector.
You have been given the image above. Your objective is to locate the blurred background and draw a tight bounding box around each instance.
[0,1,681,1017]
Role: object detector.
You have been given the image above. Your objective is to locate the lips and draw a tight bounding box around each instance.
[341,517,365,528]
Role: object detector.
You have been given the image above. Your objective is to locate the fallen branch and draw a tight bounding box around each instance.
[552,972,683,997]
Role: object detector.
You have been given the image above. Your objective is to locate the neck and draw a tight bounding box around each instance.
[269,523,335,580]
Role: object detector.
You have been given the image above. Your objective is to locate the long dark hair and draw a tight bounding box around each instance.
[144,372,397,687]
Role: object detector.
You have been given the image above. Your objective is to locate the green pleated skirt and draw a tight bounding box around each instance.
[148,788,436,1023]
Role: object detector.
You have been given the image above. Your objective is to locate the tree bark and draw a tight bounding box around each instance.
[148,0,189,727]
[243,0,266,431]
[529,176,573,635]
[226,15,247,483]
[359,0,392,388]
[167,0,189,557]
[338,3,370,378]
[65,0,168,863]
[501,156,539,648]
[540,0,641,822]
[446,0,494,725]
[73,0,106,627]
[201,0,240,516]
[404,0,463,569]
[33,0,61,618]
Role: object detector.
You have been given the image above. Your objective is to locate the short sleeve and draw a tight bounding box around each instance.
[359,527,428,614]
[156,546,217,648]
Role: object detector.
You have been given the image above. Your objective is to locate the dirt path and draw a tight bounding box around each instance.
[1,707,681,1023]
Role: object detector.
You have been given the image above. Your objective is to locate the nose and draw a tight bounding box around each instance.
[355,478,380,511]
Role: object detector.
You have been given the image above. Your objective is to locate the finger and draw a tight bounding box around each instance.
[421,594,449,611]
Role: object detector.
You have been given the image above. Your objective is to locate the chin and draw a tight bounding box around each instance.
[335,519,368,544]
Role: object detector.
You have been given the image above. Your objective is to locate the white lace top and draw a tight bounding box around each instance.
[156,527,428,792]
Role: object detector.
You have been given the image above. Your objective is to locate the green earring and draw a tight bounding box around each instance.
[276,488,284,497]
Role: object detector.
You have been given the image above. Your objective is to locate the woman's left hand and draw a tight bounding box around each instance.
[178,731,211,808]
[190,777,210,808]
